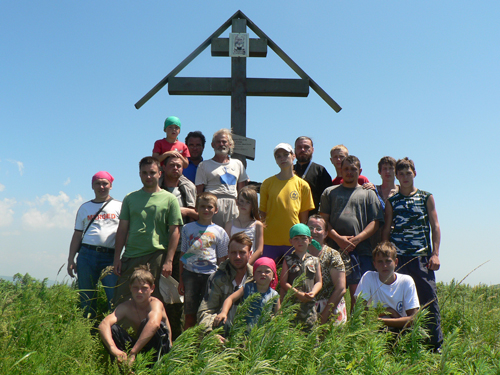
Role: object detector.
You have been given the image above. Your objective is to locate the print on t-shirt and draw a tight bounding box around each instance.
[219,167,237,186]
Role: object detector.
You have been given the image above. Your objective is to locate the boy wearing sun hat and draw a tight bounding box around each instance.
[152,116,190,167]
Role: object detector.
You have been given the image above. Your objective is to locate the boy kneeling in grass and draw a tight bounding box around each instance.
[99,266,172,365]
[354,241,419,328]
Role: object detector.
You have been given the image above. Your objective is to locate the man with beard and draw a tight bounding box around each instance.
[197,232,254,333]
[195,129,249,227]
[183,131,206,184]
[293,136,332,216]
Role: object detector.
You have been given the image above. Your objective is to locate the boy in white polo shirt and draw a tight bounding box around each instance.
[354,241,419,328]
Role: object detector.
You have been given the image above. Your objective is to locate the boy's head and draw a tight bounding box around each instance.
[196,192,218,219]
[330,144,349,170]
[377,156,396,174]
[395,157,417,188]
[341,155,361,185]
[129,265,155,301]
[372,242,398,283]
[289,223,312,252]
[228,232,252,270]
[253,256,278,290]
[396,157,416,174]
[164,116,181,141]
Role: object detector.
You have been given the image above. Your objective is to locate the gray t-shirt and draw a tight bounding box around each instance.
[319,185,383,256]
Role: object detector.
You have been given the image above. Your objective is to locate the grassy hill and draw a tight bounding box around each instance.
[1,273,499,374]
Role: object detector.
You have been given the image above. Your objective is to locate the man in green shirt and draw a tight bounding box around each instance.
[113,157,183,306]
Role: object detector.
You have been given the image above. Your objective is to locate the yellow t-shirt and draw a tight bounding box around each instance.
[260,175,314,246]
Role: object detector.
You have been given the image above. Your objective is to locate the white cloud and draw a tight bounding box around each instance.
[0,198,16,227]
[7,159,24,176]
[63,178,71,186]
[0,183,5,192]
[21,192,83,230]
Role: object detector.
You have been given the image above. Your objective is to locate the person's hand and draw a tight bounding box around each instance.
[427,254,440,271]
[382,307,400,318]
[178,279,185,296]
[362,182,376,190]
[111,347,127,363]
[294,290,312,303]
[67,259,77,278]
[320,308,331,325]
[334,236,356,253]
[347,236,361,250]
[127,353,136,366]
[162,260,173,278]
[113,258,122,276]
[213,313,227,328]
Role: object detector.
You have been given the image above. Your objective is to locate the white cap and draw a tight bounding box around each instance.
[273,143,294,156]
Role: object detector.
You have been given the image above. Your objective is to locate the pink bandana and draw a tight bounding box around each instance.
[92,171,114,185]
[253,257,278,290]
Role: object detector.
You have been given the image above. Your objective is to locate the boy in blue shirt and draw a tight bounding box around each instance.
[178,192,229,329]
[382,157,442,351]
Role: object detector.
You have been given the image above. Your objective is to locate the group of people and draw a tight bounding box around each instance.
[67,116,443,366]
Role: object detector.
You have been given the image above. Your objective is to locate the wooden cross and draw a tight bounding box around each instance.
[135,10,341,165]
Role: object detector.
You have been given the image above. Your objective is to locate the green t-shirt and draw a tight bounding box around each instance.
[120,189,183,258]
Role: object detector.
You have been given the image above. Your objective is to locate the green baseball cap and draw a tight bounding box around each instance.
[164,116,181,130]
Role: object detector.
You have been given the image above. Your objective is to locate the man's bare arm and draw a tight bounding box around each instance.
[163,225,180,277]
[99,305,128,362]
[348,220,379,249]
[381,204,393,242]
[196,184,205,196]
[113,220,130,276]
[129,299,165,361]
[427,195,441,270]
[237,180,248,193]
[67,230,83,278]
[379,307,419,328]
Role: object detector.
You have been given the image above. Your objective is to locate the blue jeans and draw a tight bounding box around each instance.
[397,255,443,350]
[77,245,118,318]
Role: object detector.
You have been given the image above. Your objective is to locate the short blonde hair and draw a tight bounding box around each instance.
[196,192,218,209]
[212,128,234,154]
[330,144,349,156]
[372,241,398,261]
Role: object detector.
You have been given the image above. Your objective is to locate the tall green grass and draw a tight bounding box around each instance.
[1,274,499,374]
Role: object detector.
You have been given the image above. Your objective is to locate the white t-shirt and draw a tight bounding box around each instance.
[195,158,249,198]
[74,199,122,248]
[180,222,229,274]
[354,271,419,316]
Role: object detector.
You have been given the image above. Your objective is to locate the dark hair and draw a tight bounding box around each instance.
[185,131,206,147]
[341,155,361,169]
[139,156,161,171]
[396,157,416,174]
[294,136,313,147]
[378,156,396,173]
[229,231,253,251]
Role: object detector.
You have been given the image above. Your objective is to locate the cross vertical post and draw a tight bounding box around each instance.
[231,18,247,167]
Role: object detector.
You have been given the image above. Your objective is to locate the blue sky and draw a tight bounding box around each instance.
[1,1,499,285]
